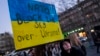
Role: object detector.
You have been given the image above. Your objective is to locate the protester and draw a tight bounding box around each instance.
[52,42,61,56]
[93,30,100,53]
[28,48,36,56]
[16,51,27,56]
[60,39,84,56]
[46,44,53,56]
[68,33,87,56]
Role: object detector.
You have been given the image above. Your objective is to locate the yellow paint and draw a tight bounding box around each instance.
[12,21,63,50]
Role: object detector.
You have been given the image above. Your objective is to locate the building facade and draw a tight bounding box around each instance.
[0,32,15,54]
[59,0,100,36]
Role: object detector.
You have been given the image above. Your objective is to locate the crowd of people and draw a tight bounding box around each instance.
[7,30,100,56]
[6,31,100,56]
[12,33,86,56]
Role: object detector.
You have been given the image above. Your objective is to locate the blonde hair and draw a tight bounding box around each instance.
[68,33,82,47]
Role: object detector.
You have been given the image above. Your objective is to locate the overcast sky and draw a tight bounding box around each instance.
[0,0,80,33]
[0,0,12,33]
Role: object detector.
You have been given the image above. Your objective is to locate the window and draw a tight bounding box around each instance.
[83,1,93,8]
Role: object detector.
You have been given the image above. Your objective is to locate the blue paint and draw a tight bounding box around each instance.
[8,0,58,22]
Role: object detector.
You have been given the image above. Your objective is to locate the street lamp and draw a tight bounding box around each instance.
[91,29,95,32]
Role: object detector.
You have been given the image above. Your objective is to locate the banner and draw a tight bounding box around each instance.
[8,0,63,50]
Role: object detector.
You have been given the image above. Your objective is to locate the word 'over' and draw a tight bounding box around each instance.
[17,34,33,42]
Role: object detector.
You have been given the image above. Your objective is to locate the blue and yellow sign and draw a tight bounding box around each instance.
[8,0,63,50]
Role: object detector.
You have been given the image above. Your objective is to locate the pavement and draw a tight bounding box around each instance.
[83,41,100,56]
[86,46,100,56]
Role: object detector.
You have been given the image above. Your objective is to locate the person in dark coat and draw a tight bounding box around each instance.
[93,30,100,53]
[68,33,87,56]
[60,39,84,56]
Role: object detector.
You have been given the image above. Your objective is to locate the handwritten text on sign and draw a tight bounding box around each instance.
[8,0,63,50]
